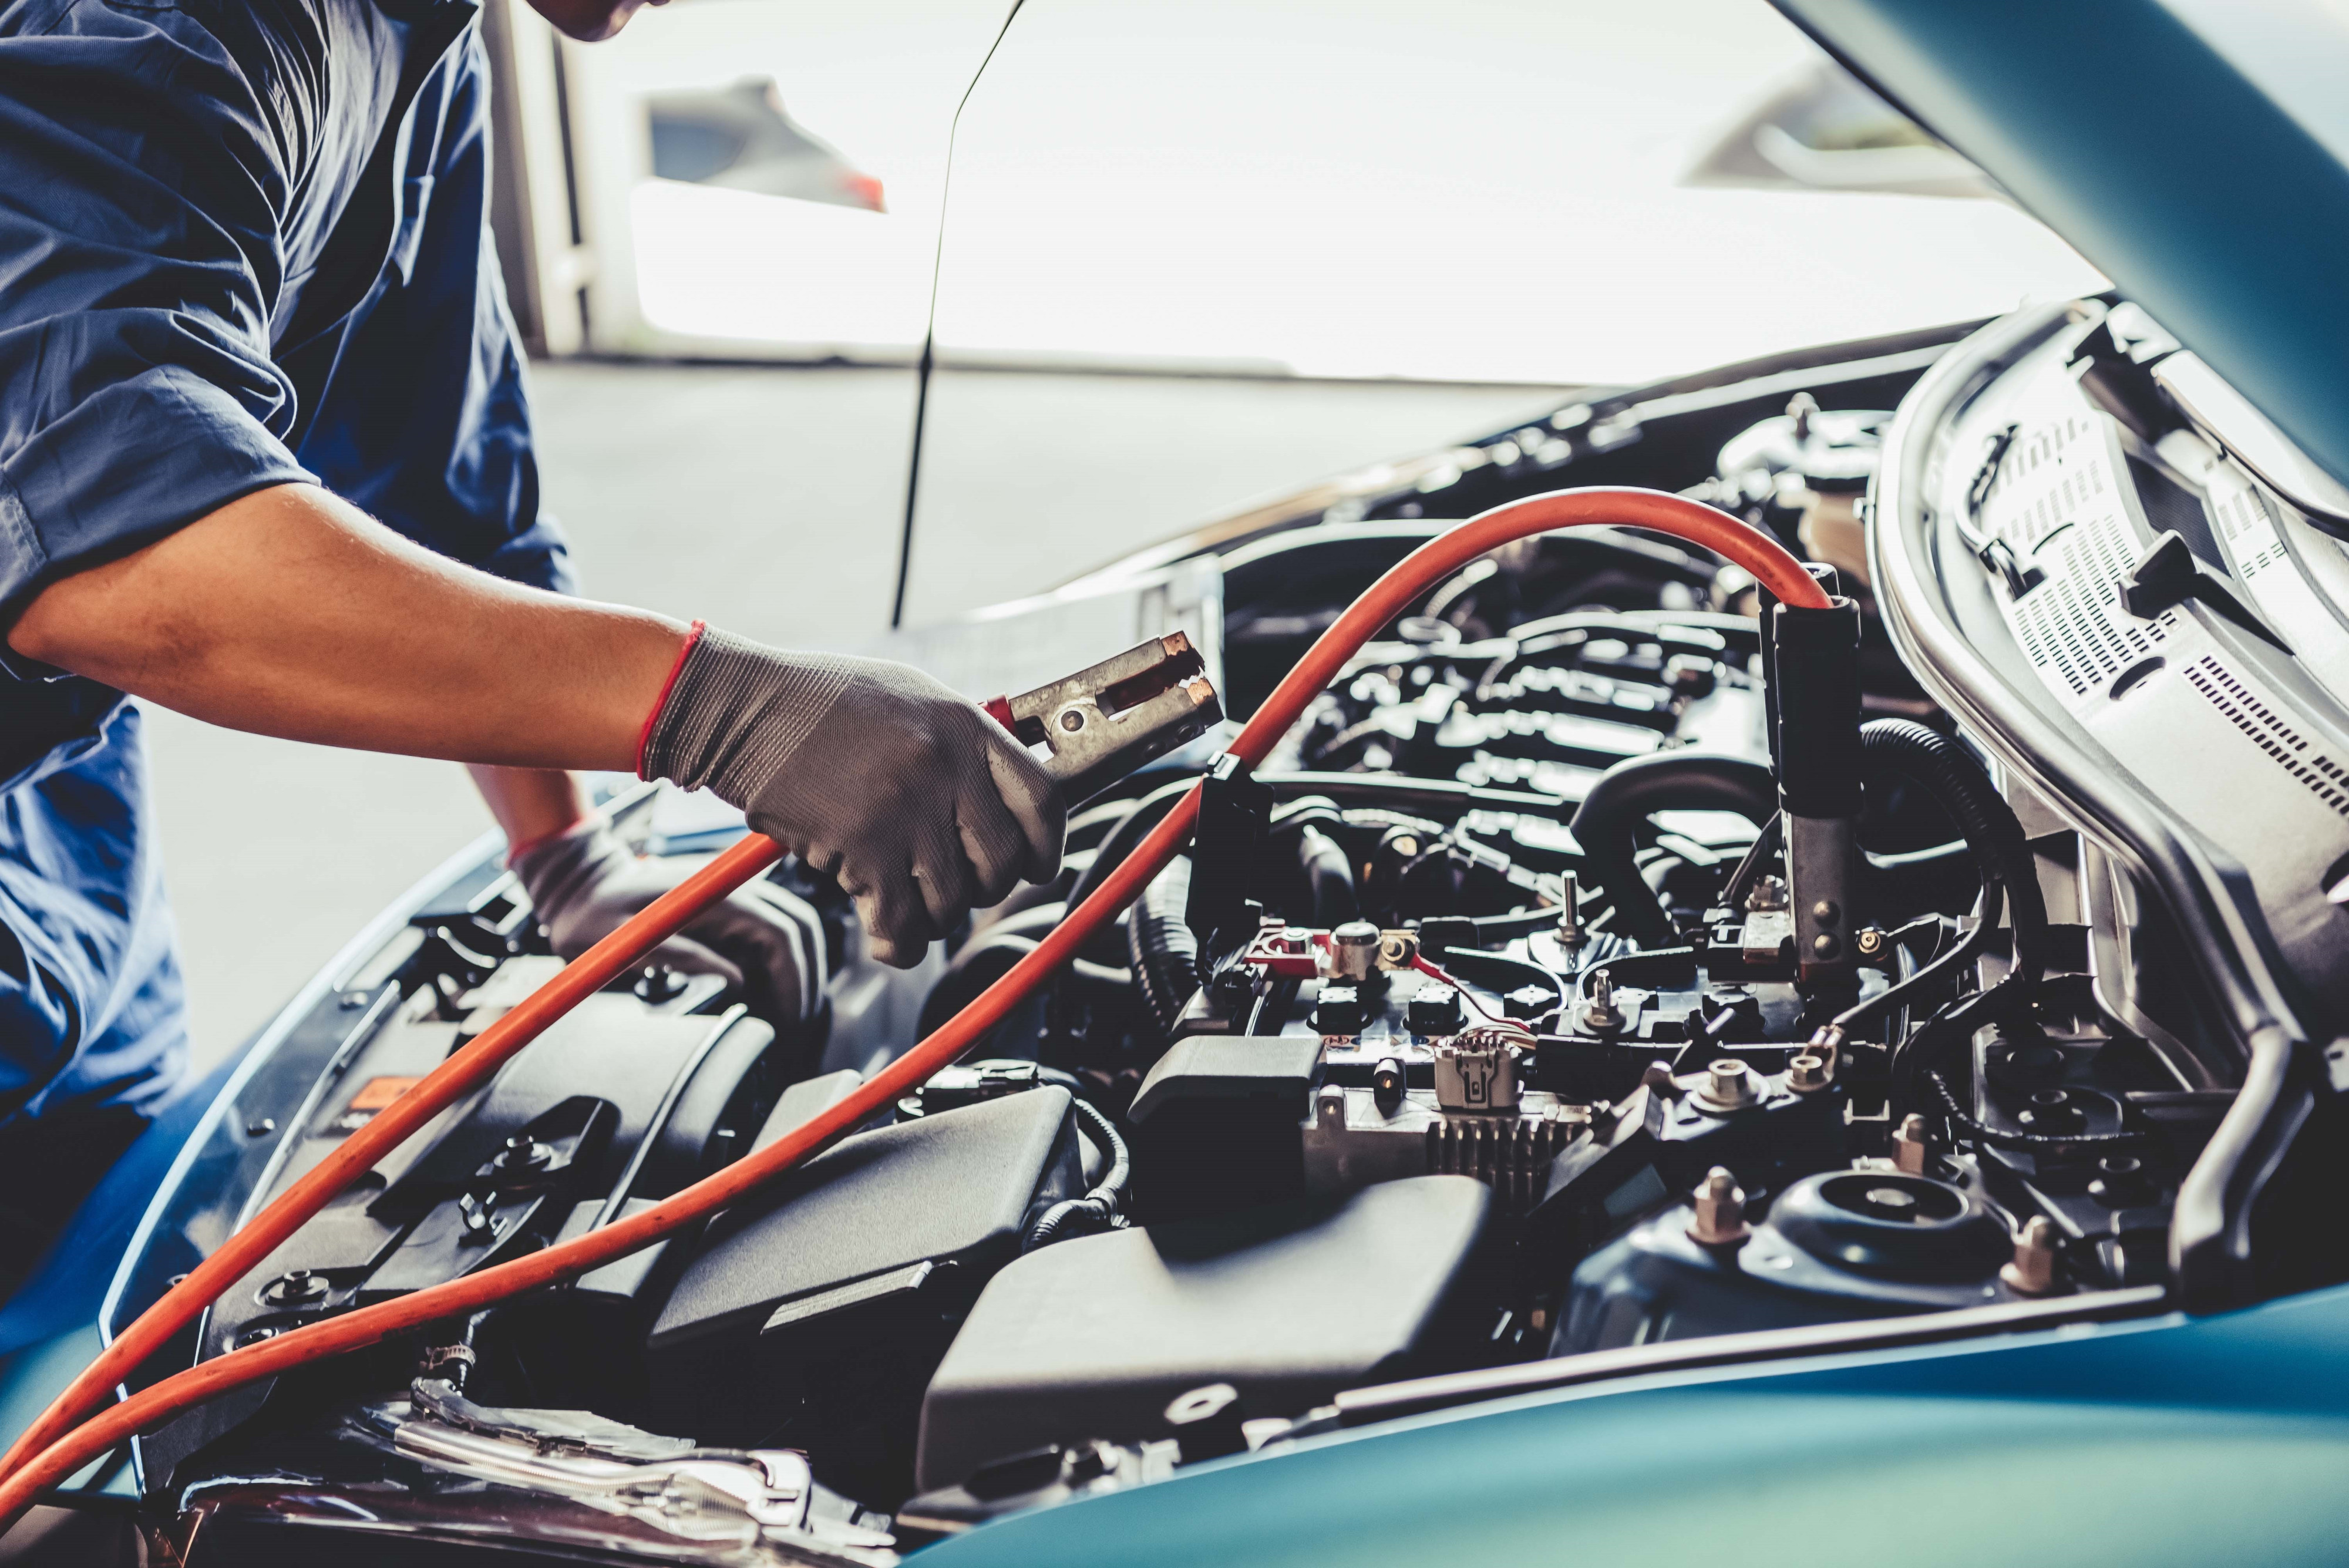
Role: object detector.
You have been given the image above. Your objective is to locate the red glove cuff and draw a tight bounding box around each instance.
[635,620,706,779]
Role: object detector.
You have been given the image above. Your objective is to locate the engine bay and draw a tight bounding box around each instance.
[95,302,2349,1563]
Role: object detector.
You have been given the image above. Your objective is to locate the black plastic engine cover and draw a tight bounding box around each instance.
[645,1087,1081,1485]
[916,1174,1495,1492]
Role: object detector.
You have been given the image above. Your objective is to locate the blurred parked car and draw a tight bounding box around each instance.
[647,76,886,211]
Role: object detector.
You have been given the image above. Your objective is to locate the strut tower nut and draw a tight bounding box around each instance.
[1786,1052,1831,1092]
[1687,1167,1751,1247]
[2001,1216,2060,1296]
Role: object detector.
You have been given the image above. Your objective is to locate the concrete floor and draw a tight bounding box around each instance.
[144,362,1564,1070]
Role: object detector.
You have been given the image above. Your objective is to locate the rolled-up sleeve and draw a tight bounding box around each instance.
[0,5,316,631]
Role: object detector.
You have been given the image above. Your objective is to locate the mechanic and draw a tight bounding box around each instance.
[0,0,1061,1277]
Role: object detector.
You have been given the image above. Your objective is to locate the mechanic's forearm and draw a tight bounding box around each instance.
[5,483,687,770]
[469,765,592,854]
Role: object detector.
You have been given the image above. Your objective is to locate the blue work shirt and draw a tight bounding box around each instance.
[0,0,569,1126]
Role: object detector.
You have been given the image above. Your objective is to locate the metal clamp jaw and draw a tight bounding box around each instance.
[985,632,1222,804]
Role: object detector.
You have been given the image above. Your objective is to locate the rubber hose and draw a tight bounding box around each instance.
[1066,775,1199,912]
[1834,883,2002,1039]
[1128,856,1199,1042]
[1860,719,2050,989]
[1567,751,1778,948]
[919,924,1129,1038]
[1297,823,1359,924]
[1024,1098,1132,1251]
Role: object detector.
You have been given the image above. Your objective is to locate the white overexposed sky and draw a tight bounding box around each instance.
[584,0,2105,386]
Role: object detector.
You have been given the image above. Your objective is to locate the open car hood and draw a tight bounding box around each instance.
[1773,0,2349,490]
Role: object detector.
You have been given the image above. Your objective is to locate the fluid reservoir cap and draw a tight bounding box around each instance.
[1768,1172,2007,1283]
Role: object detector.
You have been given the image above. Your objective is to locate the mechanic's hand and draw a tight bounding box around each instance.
[512,819,829,1023]
[638,630,1064,967]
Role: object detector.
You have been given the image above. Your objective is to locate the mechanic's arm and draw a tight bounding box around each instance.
[6,482,1064,965]
[11,483,679,770]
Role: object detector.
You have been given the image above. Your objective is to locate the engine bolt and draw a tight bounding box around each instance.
[495,1134,552,1173]
[2087,1154,2152,1206]
[1555,872,1583,948]
[1893,1113,1933,1175]
[2000,1216,2060,1296]
[1786,1052,1831,1092]
[1745,874,1788,913]
[261,1268,329,1308]
[1855,926,1886,959]
[1697,1058,1758,1112]
[1580,970,1624,1033]
[1687,1167,1751,1247]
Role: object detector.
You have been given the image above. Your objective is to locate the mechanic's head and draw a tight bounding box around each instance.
[526,0,665,43]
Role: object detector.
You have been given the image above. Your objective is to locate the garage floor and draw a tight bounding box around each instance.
[145,362,1564,1072]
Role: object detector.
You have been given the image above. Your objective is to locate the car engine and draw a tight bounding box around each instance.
[97,303,2349,1563]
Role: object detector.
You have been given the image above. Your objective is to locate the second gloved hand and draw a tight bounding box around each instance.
[639,629,1065,966]
[511,818,829,1025]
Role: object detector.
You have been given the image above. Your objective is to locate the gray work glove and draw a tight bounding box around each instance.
[512,819,829,1025]
[639,630,1064,967]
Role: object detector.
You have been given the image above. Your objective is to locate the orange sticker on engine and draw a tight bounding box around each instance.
[348,1075,422,1112]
